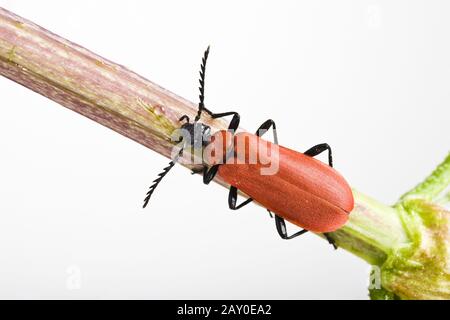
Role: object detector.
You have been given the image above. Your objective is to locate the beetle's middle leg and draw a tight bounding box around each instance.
[304,143,333,167]
[304,143,338,249]
[227,119,279,211]
[254,120,310,239]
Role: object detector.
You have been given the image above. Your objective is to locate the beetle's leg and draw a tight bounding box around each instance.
[273,215,310,240]
[273,210,310,240]
[225,119,279,211]
[304,143,338,249]
[324,233,338,250]
[304,143,333,168]
[255,119,279,144]
[256,121,301,225]
[191,167,204,175]
[203,165,219,184]
[201,111,241,184]
[275,215,309,240]
[210,111,241,131]
[255,120,311,240]
[179,115,190,123]
[256,127,327,241]
[194,47,240,183]
[228,186,254,210]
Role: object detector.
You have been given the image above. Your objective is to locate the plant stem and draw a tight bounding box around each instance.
[0,7,226,167]
[400,153,450,203]
[332,191,408,265]
[0,5,413,261]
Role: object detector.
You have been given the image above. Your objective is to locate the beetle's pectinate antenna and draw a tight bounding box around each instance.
[143,160,177,208]
[195,46,213,122]
[143,147,184,208]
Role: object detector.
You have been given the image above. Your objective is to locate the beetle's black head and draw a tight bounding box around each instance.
[178,115,211,149]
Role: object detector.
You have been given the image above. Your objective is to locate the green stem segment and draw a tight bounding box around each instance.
[331,191,408,266]
[333,154,450,269]
[401,153,450,203]
[0,7,448,299]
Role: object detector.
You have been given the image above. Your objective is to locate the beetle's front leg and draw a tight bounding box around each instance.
[210,111,241,131]
[202,165,220,185]
[191,165,216,184]
[228,186,254,210]
[197,111,241,184]
[191,166,204,175]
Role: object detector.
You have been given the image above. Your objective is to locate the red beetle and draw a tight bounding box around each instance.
[143,47,354,247]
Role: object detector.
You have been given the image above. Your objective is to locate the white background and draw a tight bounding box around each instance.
[0,0,448,299]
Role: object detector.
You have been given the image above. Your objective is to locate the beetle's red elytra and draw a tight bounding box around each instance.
[211,131,354,233]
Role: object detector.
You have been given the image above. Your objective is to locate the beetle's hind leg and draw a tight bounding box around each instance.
[275,214,309,240]
[304,143,338,250]
[304,143,333,167]
[191,166,204,175]
[228,186,254,210]
[324,233,338,250]
[233,118,306,237]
